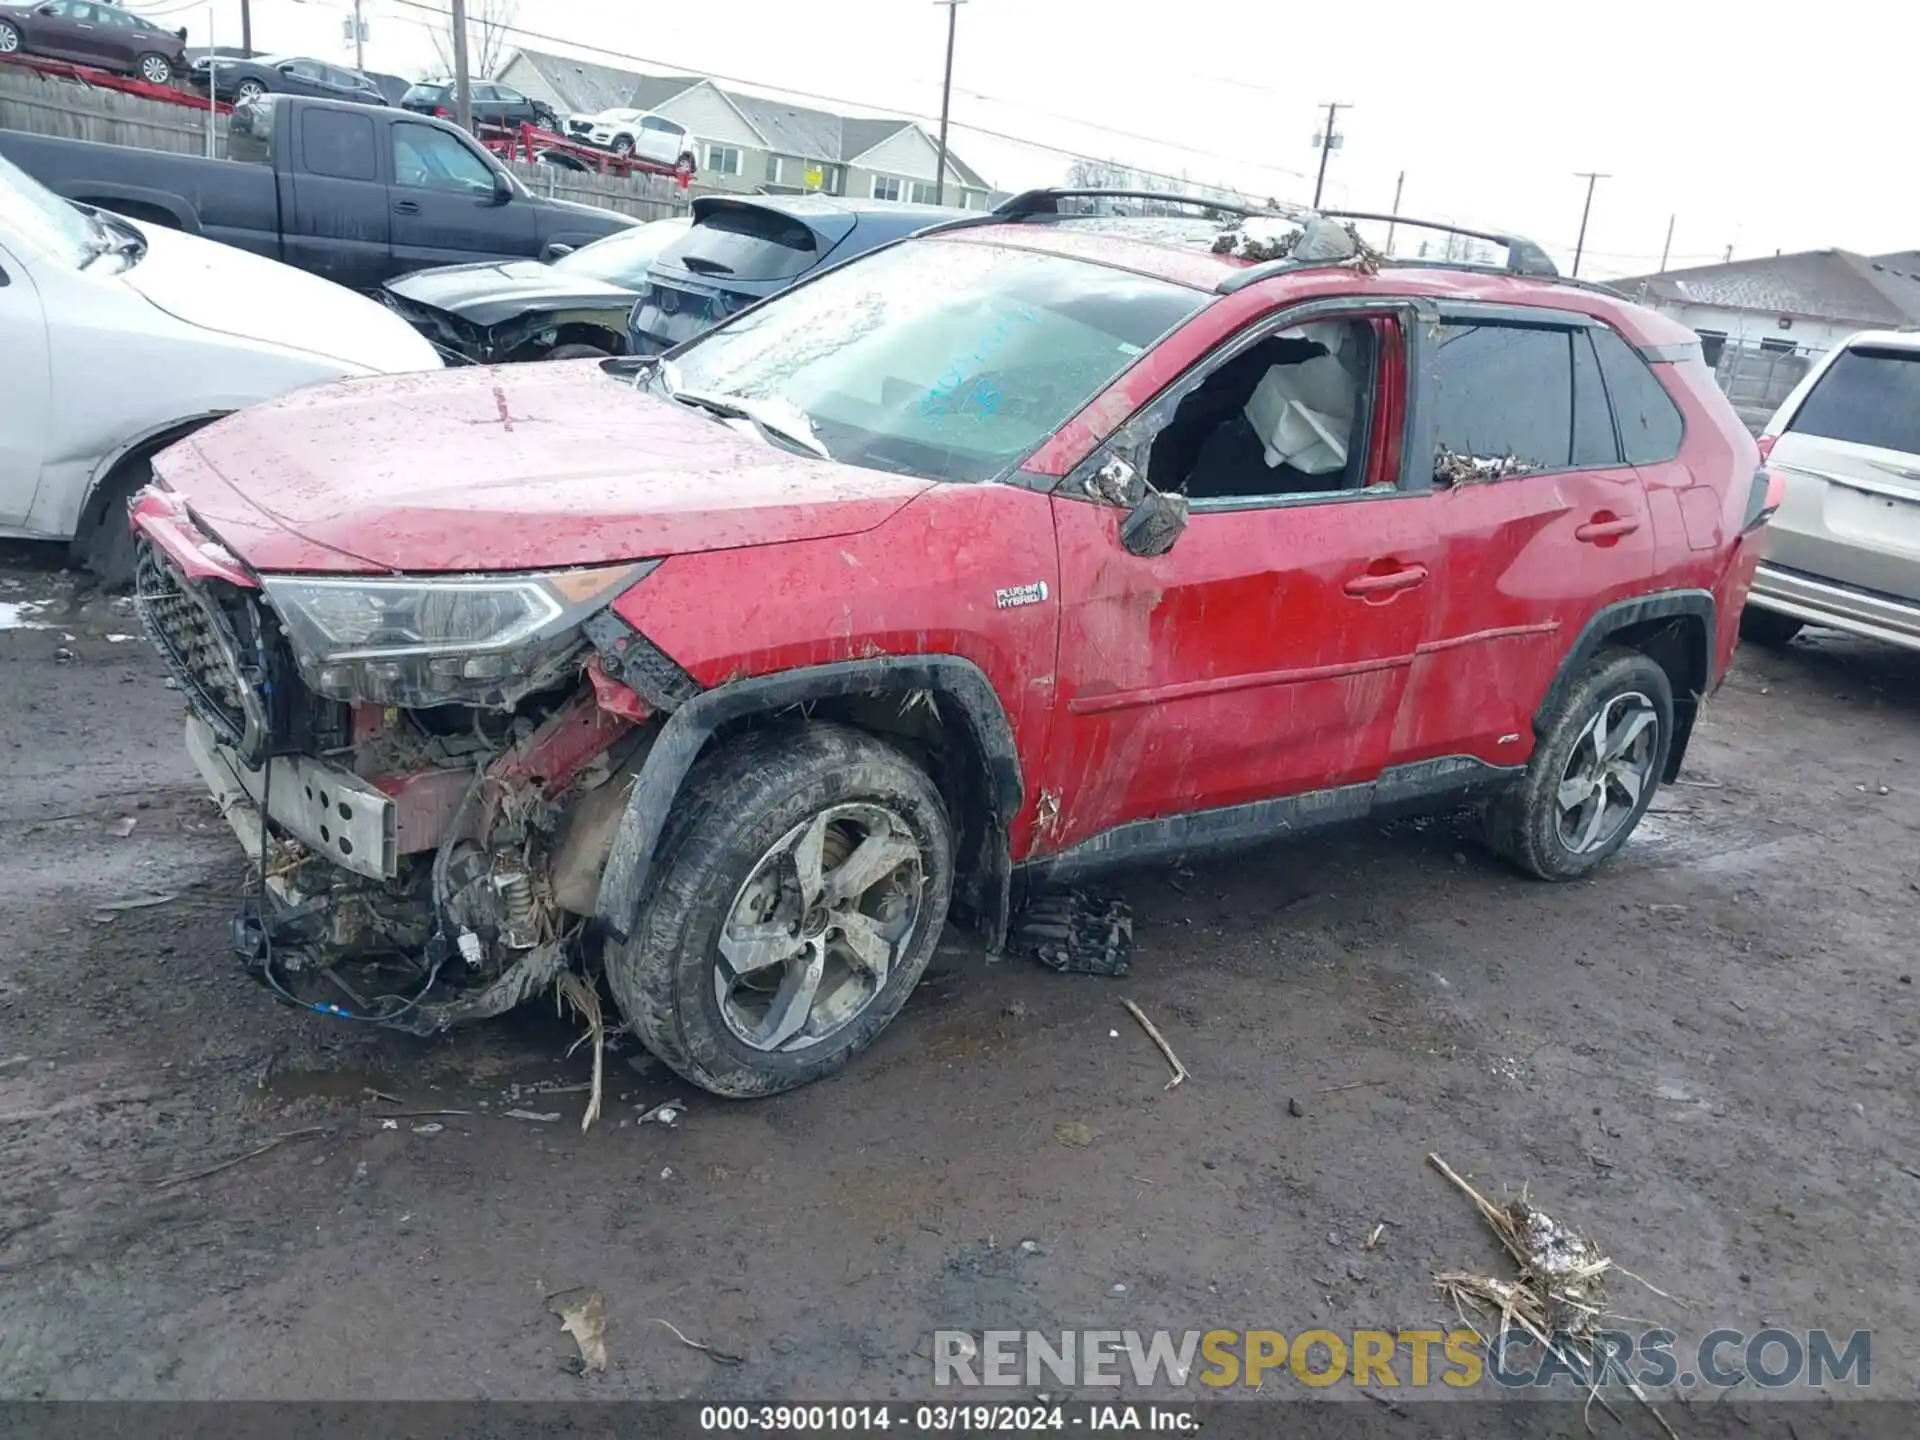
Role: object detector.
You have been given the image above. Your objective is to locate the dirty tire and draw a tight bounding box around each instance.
[545,343,609,361]
[1483,646,1673,881]
[70,457,151,589]
[605,724,954,1099]
[1738,606,1803,648]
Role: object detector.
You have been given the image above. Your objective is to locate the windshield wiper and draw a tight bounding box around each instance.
[657,363,829,460]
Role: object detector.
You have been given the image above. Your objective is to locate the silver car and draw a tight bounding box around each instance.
[1743,330,1920,651]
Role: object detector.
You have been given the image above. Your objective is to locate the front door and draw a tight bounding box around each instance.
[0,237,49,527]
[388,120,536,269]
[1398,311,1658,770]
[1040,304,1437,858]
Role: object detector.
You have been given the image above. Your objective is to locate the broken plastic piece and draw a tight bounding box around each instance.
[1012,890,1133,976]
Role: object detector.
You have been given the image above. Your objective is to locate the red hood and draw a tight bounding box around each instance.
[150,362,934,573]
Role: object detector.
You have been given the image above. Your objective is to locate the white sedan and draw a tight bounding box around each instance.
[0,150,441,582]
[566,107,696,169]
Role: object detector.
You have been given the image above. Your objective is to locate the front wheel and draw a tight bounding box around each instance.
[1483,647,1673,880]
[233,77,266,102]
[605,724,954,1098]
[137,52,174,86]
[0,21,22,54]
[611,134,635,156]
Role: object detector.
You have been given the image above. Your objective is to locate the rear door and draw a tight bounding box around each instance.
[1400,309,1657,770]
[39,1,111,66]
[0,236,50,527]
[285,104,390,288]
[388,118,535,269]
[1763,342,1920,605]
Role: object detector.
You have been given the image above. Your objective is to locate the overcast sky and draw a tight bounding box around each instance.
[159,0,1916,281]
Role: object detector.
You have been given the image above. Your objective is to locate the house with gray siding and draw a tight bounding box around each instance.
[497,48,991,208]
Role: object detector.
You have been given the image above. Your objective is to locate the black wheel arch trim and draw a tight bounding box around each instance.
[595,655,1024,951]
[66,186,202,235]
[1535,590,1716,779]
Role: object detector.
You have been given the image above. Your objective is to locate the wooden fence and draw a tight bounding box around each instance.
[0,65,703,220]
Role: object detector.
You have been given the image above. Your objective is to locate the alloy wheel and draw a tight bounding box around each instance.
[713,803,923,1053]
[0,26,22,53]
[1554,690,1659,854]
[140,55,171,84]
[236,79,264,101]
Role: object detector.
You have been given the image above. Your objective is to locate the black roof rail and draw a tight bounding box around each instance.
[1318,209,1560,277]
[991,187,1283,221]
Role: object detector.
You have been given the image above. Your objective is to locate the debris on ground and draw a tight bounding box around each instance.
[505,1109,561,1123]
[107,816,137,838]
[1288,1097,1307,1117]
[1012,890,1133,976]
[646,1315,744,1365]
[1054,1120,1099,1147]
[152,1127,331,1188]
[89,891,178,923]
[1434,447,1532,486]
[555,971,607,1132]
[550,1288,608,1374]
[1121,998,1189,1089]
[1428,1154,1677,1438]
[636,1100,683,1128]
[411,1122,444,1136]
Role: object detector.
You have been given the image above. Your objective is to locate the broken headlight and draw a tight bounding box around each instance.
[261,563,657,708]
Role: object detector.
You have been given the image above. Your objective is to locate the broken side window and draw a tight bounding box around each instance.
[1428,322,1575,482]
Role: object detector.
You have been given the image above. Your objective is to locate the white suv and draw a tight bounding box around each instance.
[568,107,696,169]
[1743,330,1920,652]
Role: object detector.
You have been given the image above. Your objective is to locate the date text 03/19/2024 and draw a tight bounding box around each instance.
[698,1404,1196,1432]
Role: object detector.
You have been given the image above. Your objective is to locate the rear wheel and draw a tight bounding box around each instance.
[137,52,173,86]
[1483,647,1673,880]
[233,77,266,102]
[1738,606,1804,648]
[0,21,21,54]
[606,725,953,1098]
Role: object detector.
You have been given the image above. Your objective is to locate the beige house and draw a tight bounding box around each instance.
[498,49,991,209]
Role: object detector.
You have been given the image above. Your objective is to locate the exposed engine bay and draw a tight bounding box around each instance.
[133,519,672,1035]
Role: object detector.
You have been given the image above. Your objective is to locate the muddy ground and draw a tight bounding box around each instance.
[1,541,1916,1407]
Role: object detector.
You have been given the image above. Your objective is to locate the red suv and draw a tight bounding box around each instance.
[130,191,1775,1098]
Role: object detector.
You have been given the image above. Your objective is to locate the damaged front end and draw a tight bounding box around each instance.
[131,490,690,1034]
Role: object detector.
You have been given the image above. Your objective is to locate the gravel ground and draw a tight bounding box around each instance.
[1,542,1915,1410]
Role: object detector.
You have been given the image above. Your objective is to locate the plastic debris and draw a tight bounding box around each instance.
[1012,890,1133,976]
[636,1100,684,1128]
[505,1108,561,1123]
[549,1288,608,1374]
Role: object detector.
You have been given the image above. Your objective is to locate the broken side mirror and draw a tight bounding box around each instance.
[1119,490,1189,557]
[541,241,574,262]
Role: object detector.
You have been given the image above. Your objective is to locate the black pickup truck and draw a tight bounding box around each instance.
[0,95,633,291]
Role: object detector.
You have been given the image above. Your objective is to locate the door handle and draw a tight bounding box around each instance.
[1574,515,1641,543]
[1344,564,1429,598]
[393,199,420,215]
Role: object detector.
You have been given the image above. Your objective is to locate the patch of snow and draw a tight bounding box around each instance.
[0,600,53,631]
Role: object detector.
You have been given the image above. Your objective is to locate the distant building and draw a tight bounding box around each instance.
[1609,249,1920,429]
[498,48,990,208]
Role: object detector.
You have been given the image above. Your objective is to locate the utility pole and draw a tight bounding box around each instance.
[1385,169,1404,254]
[1571,171,1609,277]
[1658,213,1675,272]
[239,0,251,55]
[450,0,474,134]
[353,0,365,71]
[1311,102,1349,209]
[932,0,965,206]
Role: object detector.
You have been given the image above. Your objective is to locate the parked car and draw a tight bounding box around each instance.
[128,192,1773,1100]
[628,194,963,354]
[401,77,559,132]
[0,95,634,293]
[1740,330,1920,652]
[0,0,188,85]
[0,149,438,583]
[565,106,695,168]
[382,216,691,363]
[188,52,388,107]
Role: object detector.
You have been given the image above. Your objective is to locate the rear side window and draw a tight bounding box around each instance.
[401,84,443,107]
[1590,326,1684,463]
[1571,329,1619,466]
[1787,346,1920,454]
[302,108,376,181]
[1429,323,1574,473]
[661,207,819,282]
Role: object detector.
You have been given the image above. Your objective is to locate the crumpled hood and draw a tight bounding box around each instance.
[384,259,638,326]
[151,361,936,573]
[118,219,440,374]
